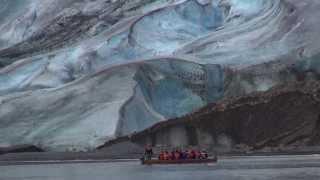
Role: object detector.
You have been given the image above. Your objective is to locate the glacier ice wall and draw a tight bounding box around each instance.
[0,0,320,151]
[0,59,223,151]
[116,60,223,136]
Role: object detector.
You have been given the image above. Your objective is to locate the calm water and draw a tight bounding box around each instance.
[1,155,320,180]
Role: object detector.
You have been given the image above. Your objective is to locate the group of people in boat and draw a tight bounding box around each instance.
[144,145,208,161]
[158,149,208,160]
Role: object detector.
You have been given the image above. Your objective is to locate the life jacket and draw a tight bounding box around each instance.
[159,152,164,160]
[182,152,188,159]
[164,152,169,160]
[170,152,175,160]
[191,150,196,159]
[195,151,201,159]
[174,152,180,160]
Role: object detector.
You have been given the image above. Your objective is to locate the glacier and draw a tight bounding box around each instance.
[0,0,320,151]
[0,59,223,151]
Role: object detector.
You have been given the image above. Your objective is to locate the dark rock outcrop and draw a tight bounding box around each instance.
[0,145,44,155]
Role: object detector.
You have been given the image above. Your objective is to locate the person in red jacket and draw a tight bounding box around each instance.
[158,151,164,160]
[190,150,196,159]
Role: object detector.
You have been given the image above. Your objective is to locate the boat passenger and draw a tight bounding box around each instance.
[174,150,181,160]
[177,150,184,160]
[164,151,170,160]
[186,150,192,159]
[186,150,190,159]
[190,150,196,159]
[201,150,208,159]
[158,151,164,160]
[170,151,176,160]
[144,145,153,160]
[182,150,188,159]
[195,150,201,159]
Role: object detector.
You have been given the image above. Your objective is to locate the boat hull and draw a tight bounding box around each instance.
[141,158,217,165]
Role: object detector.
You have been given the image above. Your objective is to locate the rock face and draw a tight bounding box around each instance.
[0,145,44,155]
[104,81,320,152]
[1,0,320,151]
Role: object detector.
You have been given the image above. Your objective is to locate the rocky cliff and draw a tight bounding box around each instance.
[100,81,320,153]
